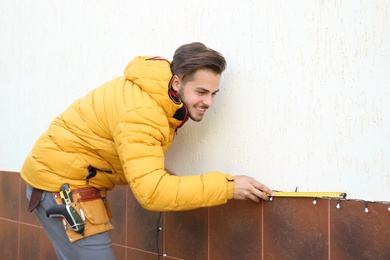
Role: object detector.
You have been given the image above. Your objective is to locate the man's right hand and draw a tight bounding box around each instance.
[232,175,273,202]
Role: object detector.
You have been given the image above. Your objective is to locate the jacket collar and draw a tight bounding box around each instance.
[168,87,188,127]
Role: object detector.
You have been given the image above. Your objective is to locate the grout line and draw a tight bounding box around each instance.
[118,245,161,255]
[3,218,43,228]
[112,243,184,260]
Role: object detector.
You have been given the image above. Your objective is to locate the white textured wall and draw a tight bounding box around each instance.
[1,1,389,201]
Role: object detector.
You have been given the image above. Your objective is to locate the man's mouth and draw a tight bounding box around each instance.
[195,106,207,112]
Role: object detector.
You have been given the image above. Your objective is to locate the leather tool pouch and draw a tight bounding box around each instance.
[53,187,114,243]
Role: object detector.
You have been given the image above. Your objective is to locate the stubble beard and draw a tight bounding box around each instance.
[176,87,205,122]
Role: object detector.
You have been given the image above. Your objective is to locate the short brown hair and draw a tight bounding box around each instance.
[171,42,227,83]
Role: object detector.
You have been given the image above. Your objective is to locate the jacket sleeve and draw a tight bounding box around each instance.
[114,107,234,211]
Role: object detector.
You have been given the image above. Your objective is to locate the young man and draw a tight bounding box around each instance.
[22,42,273,259]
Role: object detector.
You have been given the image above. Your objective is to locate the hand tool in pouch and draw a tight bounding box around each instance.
[59,183,73,205]
[46,183,85,234]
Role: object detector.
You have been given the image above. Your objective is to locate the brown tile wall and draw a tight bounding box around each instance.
[1,170,389,260]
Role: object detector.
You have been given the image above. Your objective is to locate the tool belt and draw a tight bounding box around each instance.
[52,187,114,243]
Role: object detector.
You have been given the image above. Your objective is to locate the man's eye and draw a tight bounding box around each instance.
[197,91,206,95]
[212,92,218,96]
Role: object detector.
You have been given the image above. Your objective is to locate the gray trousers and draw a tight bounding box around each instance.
[26,185,116,260]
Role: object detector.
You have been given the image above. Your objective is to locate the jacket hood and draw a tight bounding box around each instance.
[124,56,187,122]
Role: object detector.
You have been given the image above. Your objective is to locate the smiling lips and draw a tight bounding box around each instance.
[195,106,208,113]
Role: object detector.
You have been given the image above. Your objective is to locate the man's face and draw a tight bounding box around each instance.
[173,69,221,122]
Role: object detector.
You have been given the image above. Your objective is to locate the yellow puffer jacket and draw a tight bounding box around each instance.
[21,56,234,211]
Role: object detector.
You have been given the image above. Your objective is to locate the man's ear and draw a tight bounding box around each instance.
[171,75,181,92]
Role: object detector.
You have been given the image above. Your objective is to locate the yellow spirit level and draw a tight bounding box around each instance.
[270,191,347,199]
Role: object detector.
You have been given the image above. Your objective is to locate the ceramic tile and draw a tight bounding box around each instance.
[164,256,185,260]
[39,229,57,260]
[330,199,390,259]
[112,244,126,259]
[209,199,263,260]
[109,185,127,245]
[126,247,159,260]
[19,179,41,226]
[126,189,163,253]
[0,171,20,220]
[263,197,329,259]
[5,170,390,260]
[0,219,19,260]
[19,224,41,259]
[164,208,208,260]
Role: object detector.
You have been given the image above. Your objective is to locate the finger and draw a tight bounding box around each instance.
[247,193,261,202]
[253,183,274,197]
[252,188,270,201]
[258,191,270,201]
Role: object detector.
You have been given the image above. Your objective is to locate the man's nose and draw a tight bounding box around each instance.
[202,95,214,107]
